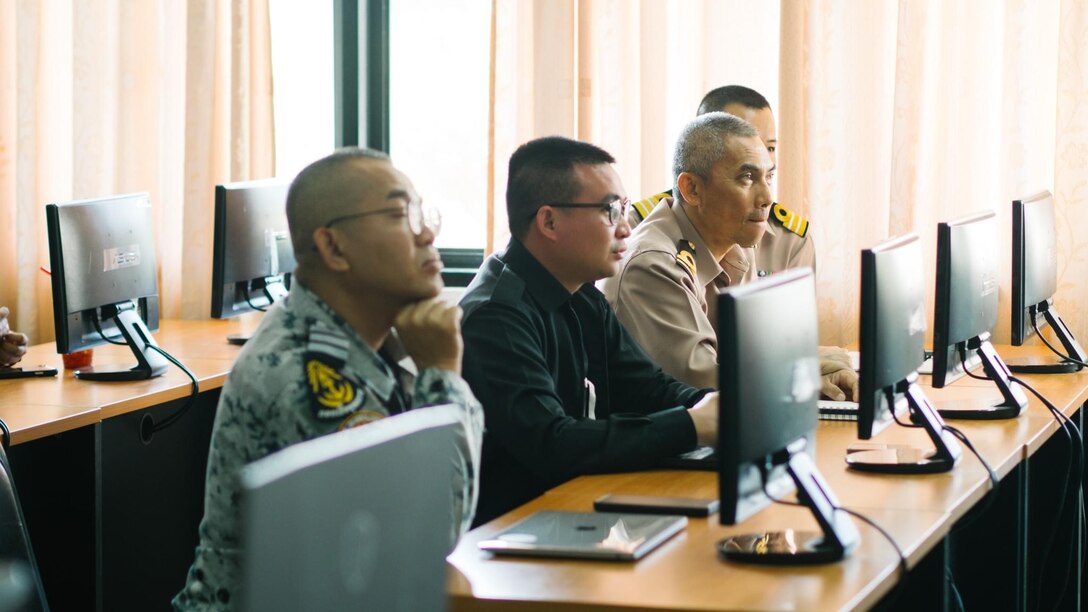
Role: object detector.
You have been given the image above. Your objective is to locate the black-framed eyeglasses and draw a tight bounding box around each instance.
[324,199,442,237]
[531,196,630,226]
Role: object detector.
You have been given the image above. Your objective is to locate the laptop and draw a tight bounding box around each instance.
[477,511,686,561]
[239,405,466,612]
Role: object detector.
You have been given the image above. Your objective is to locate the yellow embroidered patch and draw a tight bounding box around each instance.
[632,190,671,222]
[307,358,355,409]
[772,203,810,237]
[676,240,697,278]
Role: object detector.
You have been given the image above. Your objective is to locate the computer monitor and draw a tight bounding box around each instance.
[1007,191,1085,373]
[210,180,294,343]
[848,233,961,474]
[240,404,463,612]
[46,193,168,381]
[716,268,859,564]
[931,210,1027,419]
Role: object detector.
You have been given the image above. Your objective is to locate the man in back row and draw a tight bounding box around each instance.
[459,137,719,526]
[603,113,856,398]
[628,85,814,277]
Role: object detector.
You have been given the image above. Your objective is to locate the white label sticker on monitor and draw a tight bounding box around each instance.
[266,229,289,276]
[103,244,141,271]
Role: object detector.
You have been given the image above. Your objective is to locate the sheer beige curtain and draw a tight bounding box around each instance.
[488,0,778,252]
[489,0,1088,347]
[780,0,1084,346]
[0,0,273,342]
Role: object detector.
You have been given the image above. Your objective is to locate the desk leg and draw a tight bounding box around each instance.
[875,538,950,611]
[7,424,98,611]
[98,389,220,611]
[946,461,1026,610]
[1026,405,1083,612]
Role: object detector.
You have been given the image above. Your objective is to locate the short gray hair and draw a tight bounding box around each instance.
[672,112,759,202]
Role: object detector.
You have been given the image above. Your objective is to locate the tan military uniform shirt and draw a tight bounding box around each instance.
[603,198,758,388]
[628,190,816,277]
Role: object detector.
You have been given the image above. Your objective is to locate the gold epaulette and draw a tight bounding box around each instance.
[771,203,810,238]
[675,240,697,279]
[631,190,671,223]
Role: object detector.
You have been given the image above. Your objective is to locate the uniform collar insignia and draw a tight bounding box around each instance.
[676,240,697,278]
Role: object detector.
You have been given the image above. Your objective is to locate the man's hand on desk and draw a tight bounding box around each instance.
[687,392,718,447]
[0,306,29,368]
[819,347,858,401]
[394,298,464,375]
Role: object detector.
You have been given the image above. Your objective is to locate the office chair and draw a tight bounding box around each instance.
[0,442,48,611]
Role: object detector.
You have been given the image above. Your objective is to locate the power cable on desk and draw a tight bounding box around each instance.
[1031,318,1088,369]
[243,286,268,312]
[147,344,199,433]
[940,424,1000,531]
[1007,374,1083,612]
[759,478,911,608]
[92,313,200,433]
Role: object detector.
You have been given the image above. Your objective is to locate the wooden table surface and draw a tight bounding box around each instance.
[0,314,261,444]
[447,343,1088,612]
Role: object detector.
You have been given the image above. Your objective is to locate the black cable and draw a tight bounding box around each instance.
[0,415,9,450]
[941,424,1000,528]
[1009,375,1083,612]
[1031,317,1088,369]
[92,312,200,432]
[760,478,911,605]
[945,566,966,612]
[147,344,199,433]
[243,286,268,312]
[91,314,128,345]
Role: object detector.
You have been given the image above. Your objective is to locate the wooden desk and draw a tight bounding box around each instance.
[0,314,260,611]
[448,345,1088,612]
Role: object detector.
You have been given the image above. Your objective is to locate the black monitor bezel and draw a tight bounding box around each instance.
[210,179,294,320]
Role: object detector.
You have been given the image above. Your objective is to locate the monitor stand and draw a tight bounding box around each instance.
[1007,304,1085,374]
[937,334,1029,420]
[75,304,169,381]
[718,451,859,565]
[846,378,961,474]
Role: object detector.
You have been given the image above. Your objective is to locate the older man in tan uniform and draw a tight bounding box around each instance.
[603,113,855,400]
[628,85,814,278]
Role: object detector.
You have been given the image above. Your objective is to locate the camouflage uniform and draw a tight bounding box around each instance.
[173,282,483,611]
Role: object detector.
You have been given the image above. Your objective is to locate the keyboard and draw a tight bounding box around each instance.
[818,400,859,421]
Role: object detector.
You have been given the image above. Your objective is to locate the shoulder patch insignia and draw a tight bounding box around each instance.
[337,409,386,431]
[304,321,363,420]
[632,190,671,223]
[772,203,810,238]
[306,356,365,420]
[676,240,697,279]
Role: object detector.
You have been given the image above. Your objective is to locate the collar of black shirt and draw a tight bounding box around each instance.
[498,238,577,313]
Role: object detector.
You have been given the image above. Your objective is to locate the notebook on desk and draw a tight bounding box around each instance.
[477,511,687,561]
[818,400,860,421]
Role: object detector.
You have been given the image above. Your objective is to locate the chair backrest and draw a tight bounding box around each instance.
[240,405,463,612]
[0,445,49,611]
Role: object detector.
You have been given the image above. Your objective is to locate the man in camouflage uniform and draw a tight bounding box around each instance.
[174,148,484,610]
[627,85,814,276]
[603,114,855,399]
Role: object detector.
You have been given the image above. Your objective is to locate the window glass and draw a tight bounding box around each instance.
[390,0,491,248]
[269,0,335,180]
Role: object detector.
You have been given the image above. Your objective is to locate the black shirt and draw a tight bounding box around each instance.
[460,238,708,525]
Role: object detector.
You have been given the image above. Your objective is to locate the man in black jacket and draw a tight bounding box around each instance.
[460,136,718,525]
